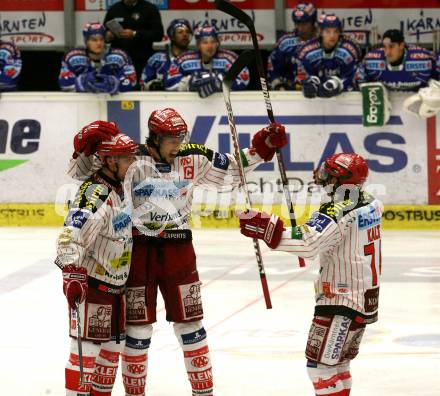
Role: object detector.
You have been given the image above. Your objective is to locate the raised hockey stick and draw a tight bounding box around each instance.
[222,49,272,309]
[215,0,305,267]
[74,301,85,386]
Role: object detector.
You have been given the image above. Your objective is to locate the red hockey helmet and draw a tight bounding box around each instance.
[96,133,138,158]
[318,153,369,185]
[148,108,188,138]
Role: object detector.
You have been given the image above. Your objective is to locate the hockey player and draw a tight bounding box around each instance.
[59,22,137,94]
[238,153,382,396]
[0,39,21,91]
[356,29,437,92]
[140,18,192,91]
[67,108,288,395]
[267,2,317,90]
[57,120,138,395]
[165,26,249,97]
[299,14,361,99]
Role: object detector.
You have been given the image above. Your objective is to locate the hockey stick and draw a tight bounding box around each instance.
[215,0,305,267]
[74,301,85,386]
[54,258,85,385]
[222,49,272,309]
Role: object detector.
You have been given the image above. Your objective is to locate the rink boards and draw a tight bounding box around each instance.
[0,91,438,228]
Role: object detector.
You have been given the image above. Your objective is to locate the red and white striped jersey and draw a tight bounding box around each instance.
[56,171,132,289]
[68,143,263,232]
[276,192,383,323]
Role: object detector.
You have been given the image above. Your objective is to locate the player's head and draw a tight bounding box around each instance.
[96,132,138,181]
[147,108,188,164]
[195,26,219,61]
[83,22,106,54]
[292,3,317,40]
[318,14,342,50]
[382,29,405,63]
[314,153,369,190]
[167,19,193,50]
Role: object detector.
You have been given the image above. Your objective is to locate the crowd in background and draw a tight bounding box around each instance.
[1,0,440,100]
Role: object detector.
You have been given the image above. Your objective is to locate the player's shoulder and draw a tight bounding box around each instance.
[364,48,385,61]
[176,50,199,63]
[71,176,112,214]
[216,49,238,63]
[178,143,214,160]
[339,37,361,59]
[298,38,320,59]
[106,47,131,63]
[276,32,302,51]
[407,45,434,58]
[321,192,377,223]
[148,51,168,64]
[64,47,87,61]
[0,40,18,54]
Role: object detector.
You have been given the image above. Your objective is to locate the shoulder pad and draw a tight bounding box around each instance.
[176,51,199,64]
[364,49,385,60]
[149,51,167,63]
[109,48,130,61]
[319,192,374,222]
[178,143,214,161]
[298,39,320,59]
[71,179,111,214]
[217,49,238,63]
[0,41,18,55]
[277,33,301,52]
[339,38,361,59]
[65,48,87,61]
[407,46,434,60]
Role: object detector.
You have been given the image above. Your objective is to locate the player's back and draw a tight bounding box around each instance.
[316,193,383,323]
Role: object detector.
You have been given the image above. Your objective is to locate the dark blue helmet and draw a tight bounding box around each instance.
[194,26,219,43]
[292,3,317,24]
[167,18,193,40]
[82,22,106,42]
[318,14,342,30]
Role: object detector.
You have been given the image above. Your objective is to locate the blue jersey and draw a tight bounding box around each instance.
[140,46,179,90]
[58,47,137,92]
[436,52,440,78]
[164,49,250,91]
[297,36,361,91]
[357,46,437,92]
[267,31,308,89]
[0,40,21,91]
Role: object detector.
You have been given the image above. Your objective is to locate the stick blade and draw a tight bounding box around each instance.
[215,0,253,27]
[223,49,255,87]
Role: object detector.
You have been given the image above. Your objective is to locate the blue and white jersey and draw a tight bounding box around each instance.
[267,31,309,89]
[0,40,22,91]
[297,36,361,91]
[58,47,137,92]
[164,49,249,91]
[357,45,437,92]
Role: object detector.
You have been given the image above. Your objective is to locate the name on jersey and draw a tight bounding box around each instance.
[306,212,332,232]
[358,204,381,230]
[367,224,381,243]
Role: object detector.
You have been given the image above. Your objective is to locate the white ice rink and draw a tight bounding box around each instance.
[0,227,439,396]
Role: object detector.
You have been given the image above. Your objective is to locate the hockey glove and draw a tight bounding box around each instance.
[75,71,98,93]
[143,78,164,91]
[92,74,120,95]
[189,72,222,98]
[318,78,342,98]
[63,265,88,309]
[251,122,288,162]
[302,76,320,98]
[73,120,121,157]
[238,210,285,249]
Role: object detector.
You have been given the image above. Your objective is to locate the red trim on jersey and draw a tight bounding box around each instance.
[0,0,63,11]
[285,0,439,8]
[427,116,440,204]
